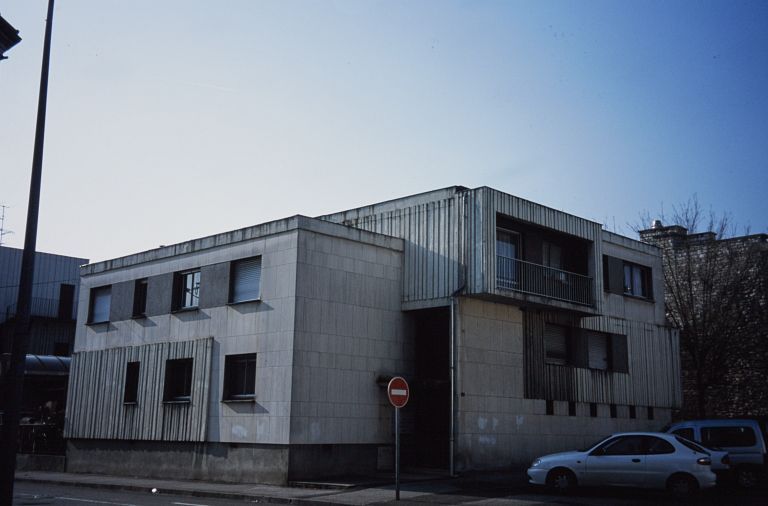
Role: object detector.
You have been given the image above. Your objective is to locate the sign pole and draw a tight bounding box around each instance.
[387,376,409,502]
[395,406,400,500]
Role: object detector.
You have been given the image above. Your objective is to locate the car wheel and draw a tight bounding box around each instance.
[736,467,758,489]
[667,473,698,499]
[546,468,576,493]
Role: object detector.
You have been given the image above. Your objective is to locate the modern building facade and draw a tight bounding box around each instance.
[64,186,680,483]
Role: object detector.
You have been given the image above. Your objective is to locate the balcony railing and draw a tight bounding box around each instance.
[496,256,593,306]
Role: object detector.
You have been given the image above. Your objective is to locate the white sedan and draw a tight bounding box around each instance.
[527,432,717,498]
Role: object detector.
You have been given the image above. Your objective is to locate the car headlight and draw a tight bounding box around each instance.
[530,458,542,467]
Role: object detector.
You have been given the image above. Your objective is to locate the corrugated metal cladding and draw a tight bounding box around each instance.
[325,195,463,303]
[524,311,681,408]
[65,337,212,441]
[0,247,87,323]
[474,188,605,313]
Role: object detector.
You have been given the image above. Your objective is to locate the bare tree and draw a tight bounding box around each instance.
[639,197,768,418]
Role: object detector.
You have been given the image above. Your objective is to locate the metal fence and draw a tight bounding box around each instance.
[496,256,593,306]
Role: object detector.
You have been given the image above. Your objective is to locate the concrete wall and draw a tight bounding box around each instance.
[66,440,289,485]
[455,298,671,470]
[288,227,408,473]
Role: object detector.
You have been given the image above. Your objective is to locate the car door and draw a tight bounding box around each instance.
[584,435,647,487]
[643,436,678,488]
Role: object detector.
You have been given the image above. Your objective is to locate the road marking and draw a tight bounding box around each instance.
[56,497,139,506]
[172,503,211,506]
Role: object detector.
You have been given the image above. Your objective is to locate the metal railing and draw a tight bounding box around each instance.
[496,256,594,306]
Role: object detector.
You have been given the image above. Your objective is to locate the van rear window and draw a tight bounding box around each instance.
[702,426,756,447]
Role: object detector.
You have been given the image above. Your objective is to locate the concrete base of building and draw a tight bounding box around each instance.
[16,454,66,472]
[66,440,389,485]
[66,440,290,485]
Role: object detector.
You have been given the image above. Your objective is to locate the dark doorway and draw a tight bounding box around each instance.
[406,306,450,469]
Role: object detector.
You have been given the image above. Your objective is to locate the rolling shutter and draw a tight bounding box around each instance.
[231,257,261,303]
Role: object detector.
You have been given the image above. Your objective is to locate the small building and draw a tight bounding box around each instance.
[64,186,680,483]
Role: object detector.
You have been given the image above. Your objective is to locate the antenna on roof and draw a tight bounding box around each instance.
[0,204,13,247]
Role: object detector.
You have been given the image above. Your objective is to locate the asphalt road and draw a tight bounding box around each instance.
[12,481,768,506]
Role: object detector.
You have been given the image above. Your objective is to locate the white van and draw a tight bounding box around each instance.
[665,419,767,488]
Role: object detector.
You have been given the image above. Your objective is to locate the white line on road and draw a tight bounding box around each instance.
[56,497,139,506]
[172,502,211,506]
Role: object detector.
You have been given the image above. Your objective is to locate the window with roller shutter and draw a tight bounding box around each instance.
[229,256,262,303]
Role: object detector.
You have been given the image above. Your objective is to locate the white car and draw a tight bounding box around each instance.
[527,432,717,498]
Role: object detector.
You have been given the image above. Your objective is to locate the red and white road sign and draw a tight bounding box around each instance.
[387,376,410,408]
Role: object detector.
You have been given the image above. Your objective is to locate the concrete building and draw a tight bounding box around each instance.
[64,186,680,484]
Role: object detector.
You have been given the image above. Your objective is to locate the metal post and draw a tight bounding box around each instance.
[0,1,55,503]
[395,406,400,501]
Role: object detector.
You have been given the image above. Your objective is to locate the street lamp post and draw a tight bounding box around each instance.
[0,1,56,503]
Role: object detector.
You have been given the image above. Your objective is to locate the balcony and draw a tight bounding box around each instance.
[496,256,594,306]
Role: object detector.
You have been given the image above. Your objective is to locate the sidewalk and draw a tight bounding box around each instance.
[15,469,530,505]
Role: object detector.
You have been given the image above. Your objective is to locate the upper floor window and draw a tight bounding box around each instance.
[623,262,651,298]
[230,257,262,303]
[544,324,569,365]
[163,358,193,402]
[124,361,140,404]
[174,270,200,310]
[88,285,111,324]
[132,278,148,317]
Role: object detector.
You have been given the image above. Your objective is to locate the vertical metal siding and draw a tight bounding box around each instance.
[65,337,212,441]
[524,311,681,407]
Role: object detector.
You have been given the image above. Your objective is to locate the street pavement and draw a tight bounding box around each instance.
[12,469,768,505]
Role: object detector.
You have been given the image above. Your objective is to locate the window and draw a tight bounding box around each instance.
[230,257,261,303]
[124,362,140,403]
[586,330,609,370]
[647,406,654,420]
[568,401,576,416]
[222,353,257,401]
[623,262,651,298]
[645,436,675,455]
[590,403,598,417]
[672,428,695,441]
[174,270,200,310]
[610,403,617,418]
[88,285,111,324]
[598,436,645,456]
[496,229,520,289]
[163,358,193,402]
[133,279,148,317]
[58,283,75,320]
[544,324,569,365]
[545,399,554,415]
[702,426,757,447]
[629,405,637,419]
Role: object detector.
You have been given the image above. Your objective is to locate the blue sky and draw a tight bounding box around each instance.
[1,0,766,261]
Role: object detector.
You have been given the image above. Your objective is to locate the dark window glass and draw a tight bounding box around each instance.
[223,353,257,400]
[568,401,576,416]
[600,436,645,456]
[496,229,521,289]
[672,428,695,441]
[629,405,636,419]
[647,406,654,420]
[230,257,261,303]
[645,436,675,455]
[88,285,111,323]
[58,283,75,320]
[702,426,757,447]
[124,362,140,403]
[590,403,598,417]
[163,358,193,402]
[610,404,617,418]
[133,279,148,317]
[546,399,554,415]
[544,324,569,365]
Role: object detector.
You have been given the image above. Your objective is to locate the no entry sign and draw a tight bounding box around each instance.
[387,376,410,408]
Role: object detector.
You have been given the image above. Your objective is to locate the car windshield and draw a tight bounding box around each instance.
[675,436,709,455]
[578,435,611,452]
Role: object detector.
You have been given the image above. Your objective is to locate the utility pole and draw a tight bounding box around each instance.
[0,1,55,503]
